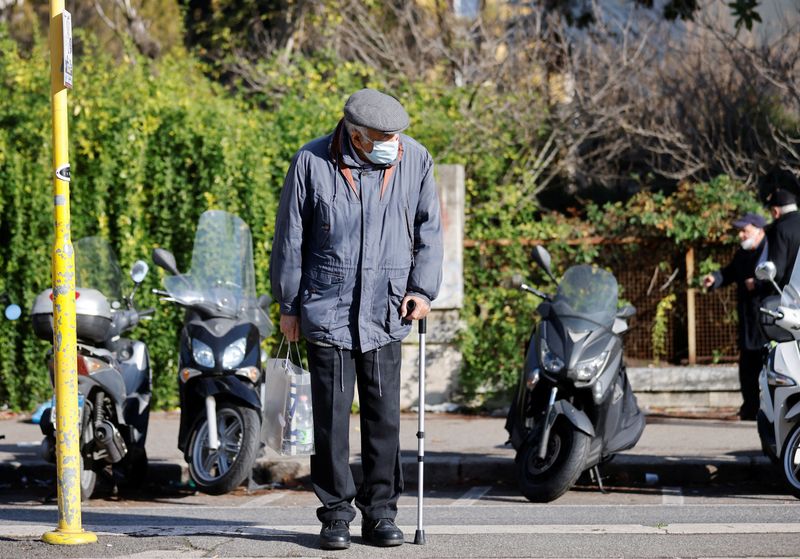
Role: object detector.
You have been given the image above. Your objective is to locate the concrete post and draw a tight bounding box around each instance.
[400,164,465,409]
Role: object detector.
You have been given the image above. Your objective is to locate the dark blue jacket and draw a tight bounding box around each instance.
[270,120,443,351]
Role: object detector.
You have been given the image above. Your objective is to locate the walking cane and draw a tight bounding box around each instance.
[407,300,427,545]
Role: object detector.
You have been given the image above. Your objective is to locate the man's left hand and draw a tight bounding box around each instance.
[745,278,755,291]
[401,295,430,320]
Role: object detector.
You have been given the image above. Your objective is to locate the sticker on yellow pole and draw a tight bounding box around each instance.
[42,2,97,546]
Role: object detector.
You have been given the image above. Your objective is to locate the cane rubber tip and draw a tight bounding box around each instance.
[414,529,426,545]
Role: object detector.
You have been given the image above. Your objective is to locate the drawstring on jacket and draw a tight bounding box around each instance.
[337,347,344,393]
[373,347,382,397]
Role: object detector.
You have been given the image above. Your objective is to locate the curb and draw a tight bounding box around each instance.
[2,453,776,493]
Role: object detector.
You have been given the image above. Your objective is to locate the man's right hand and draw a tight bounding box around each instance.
[702,274,715,289]
[280,314,300,342]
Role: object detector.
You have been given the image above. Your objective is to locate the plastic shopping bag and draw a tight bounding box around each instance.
[263,338,315,456]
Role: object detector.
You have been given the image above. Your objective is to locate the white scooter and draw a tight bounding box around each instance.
[755,254,800,499]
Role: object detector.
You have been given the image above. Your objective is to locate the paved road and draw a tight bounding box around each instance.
[1,476,799,558]
[2,412,797,557]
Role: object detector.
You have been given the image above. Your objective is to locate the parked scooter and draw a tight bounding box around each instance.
[0,295,21,442]
[755,255,800,499]
[32,237,153,500]
[505,246,645,502]
[152,210,273,495]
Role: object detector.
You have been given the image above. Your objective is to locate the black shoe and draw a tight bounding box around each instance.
[362,518,404,547]
[320,519,350,550]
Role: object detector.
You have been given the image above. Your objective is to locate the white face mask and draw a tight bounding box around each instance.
[360,132,399,165]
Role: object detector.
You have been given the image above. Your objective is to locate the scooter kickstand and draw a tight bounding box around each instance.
[591,465,607,494]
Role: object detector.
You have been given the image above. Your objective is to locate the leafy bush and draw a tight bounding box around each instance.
[0,32,283,410]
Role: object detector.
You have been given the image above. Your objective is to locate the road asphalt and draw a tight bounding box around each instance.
[0,410,774,493]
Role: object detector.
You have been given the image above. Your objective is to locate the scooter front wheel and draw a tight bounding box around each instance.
[516,417,590,503]
[187,401,260,495]
[780,423,800,499]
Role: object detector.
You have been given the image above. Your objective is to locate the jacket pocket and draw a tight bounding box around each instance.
[313,197,332,250]
[385,275,408,332]
[301,270,343,334]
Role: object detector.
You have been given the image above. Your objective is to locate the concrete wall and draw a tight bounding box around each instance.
[400,164,465,409]
[628,365,742,413]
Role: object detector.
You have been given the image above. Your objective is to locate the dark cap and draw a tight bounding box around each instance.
[344,88,409,134]
[732,212,766,229]
[767,188,797,207]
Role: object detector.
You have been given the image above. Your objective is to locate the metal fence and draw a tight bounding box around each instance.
[597,242,739,364]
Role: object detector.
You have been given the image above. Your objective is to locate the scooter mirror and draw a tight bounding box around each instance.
[616,304,636,319]
[531,246,556,282]
[510,273,525,289]
[755,261,777,281]
[4,304,21,321]
[152,248,181,276]
[130,260,149,284]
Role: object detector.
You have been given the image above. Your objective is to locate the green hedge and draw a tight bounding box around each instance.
[0,34,291,410]
[0,29,763,411]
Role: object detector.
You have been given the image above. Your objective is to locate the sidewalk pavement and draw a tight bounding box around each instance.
[0,410,773,492]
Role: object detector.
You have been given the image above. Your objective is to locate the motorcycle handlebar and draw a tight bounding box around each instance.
[519,283,550,300]
[759,307,784,320]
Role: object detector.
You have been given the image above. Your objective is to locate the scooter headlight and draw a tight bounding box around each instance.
[192,338,215,368]
[572,351,609,382]
[540,338,565,373]
[222,337,248,370]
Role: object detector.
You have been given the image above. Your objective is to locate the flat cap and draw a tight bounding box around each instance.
[767,188,797,207]
[732,212,766,229]
[344,88,409,134]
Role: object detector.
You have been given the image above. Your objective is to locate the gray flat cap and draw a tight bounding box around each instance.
[344,88,409,134]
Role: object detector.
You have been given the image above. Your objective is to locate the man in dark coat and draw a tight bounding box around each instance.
[703,212,768,420]
[270,89,443,550]
[765,188,800,288]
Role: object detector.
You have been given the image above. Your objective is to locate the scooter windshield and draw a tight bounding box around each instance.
[74,237,123,302]
[552,265,618,331]
[163,210,272,337]
[781,247,800,307]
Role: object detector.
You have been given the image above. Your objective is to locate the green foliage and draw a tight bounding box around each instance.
[586,176,763,245]
[728,0,762,31]
[0,30,281,411]
[0,24,771,412]
[652,293,677,363]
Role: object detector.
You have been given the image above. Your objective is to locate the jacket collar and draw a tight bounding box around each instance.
[328,118,404,199]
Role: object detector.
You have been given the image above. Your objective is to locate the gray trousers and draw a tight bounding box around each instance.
[307,341,403,523]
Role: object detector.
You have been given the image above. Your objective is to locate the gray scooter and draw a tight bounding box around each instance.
[152,210,273,495]
[505,246,645,502]
[33,237,153,500]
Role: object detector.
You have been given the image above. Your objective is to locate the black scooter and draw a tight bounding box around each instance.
[505,246,645,502]
[32,237,153,500]
[152,210,272,495]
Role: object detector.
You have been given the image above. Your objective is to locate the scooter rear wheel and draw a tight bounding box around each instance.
[187,402,260,495]
[516,417,590,503]
[79,405,96,501]
[780,423,800,499]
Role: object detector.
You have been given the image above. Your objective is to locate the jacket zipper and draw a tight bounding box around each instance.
[405,206,415,266]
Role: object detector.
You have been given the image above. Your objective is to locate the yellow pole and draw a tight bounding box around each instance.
[42,1,97,546]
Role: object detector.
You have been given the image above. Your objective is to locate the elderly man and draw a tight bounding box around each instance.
[765,188,800,288]
[270,89,443,550]
[703,212,768,420]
